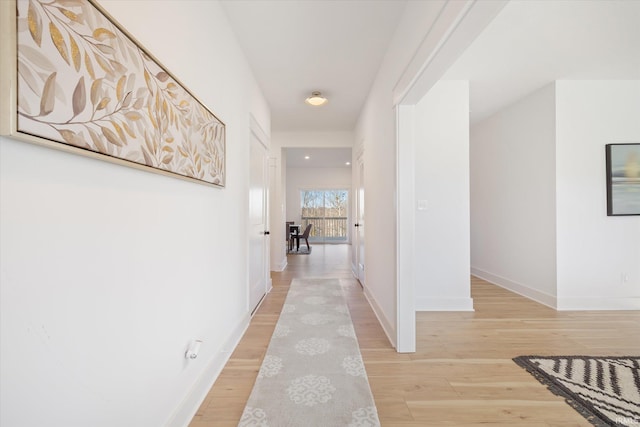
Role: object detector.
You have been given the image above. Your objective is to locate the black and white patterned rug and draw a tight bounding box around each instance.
[514,356,640,427]
[239,278,380,426]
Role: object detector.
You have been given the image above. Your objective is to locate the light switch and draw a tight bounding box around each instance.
[417,200,428,211]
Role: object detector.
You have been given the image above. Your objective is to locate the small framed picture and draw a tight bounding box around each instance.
[605,143,640,216]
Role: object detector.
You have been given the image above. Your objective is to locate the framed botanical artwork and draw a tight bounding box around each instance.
[0,0,226,187]
[606,143,640,216]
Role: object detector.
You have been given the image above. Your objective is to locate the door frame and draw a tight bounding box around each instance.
[248,115,271,314]
[393,0,507,352]
[395,105,416,352]
[355,151,365,285]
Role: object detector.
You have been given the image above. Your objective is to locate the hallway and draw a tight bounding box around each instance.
[190,245,640,426]
[189,244,377,426]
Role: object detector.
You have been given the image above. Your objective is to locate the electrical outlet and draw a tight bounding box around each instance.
[621,272,629,284]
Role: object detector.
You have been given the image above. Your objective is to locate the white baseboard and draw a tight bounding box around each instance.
[167,313,251,427]
[351,262,359,280]
[557,297,640,311]
[363,287,397,349]
[272,257,287,272]
[471,267,556,308]
[415,297,474,311]
[472,267,640,311]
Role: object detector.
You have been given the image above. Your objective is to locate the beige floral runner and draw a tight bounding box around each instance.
[239,278,380,427]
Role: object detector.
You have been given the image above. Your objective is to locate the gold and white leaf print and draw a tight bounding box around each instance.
[16,0,225,186]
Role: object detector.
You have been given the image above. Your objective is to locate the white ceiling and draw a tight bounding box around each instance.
[285,147,352,168]
[221,0,407,131]
[221,0,640,132]
[444,0,640,124]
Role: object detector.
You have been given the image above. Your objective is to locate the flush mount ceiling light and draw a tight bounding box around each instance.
[305,91,328,106]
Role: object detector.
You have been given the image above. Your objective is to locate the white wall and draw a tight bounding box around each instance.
[470,84,558,306]
[555,80,640,309]
[414,81,473,310]
[470,80,640,310]
[272,131,354,149]
[0,1,270,426]
[355,0,446,343]
[269,131,353,271]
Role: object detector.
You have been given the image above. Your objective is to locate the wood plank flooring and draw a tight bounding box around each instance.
[190,244,640,426]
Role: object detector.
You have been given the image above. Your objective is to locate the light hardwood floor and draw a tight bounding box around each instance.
[190,244,640,426]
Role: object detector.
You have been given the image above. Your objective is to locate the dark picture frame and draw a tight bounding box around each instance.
[605,143,640,216]
[1,0,225,187]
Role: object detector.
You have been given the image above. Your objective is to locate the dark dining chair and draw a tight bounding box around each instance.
[290,223,312,252]
[287,222,299,251]
[285,221,294,242]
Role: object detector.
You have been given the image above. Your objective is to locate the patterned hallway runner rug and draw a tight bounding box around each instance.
[513,356,640,427]
[239,278,380,427]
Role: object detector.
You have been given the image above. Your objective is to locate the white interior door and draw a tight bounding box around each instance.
[356,158,365,284]
[249,131,269,313]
